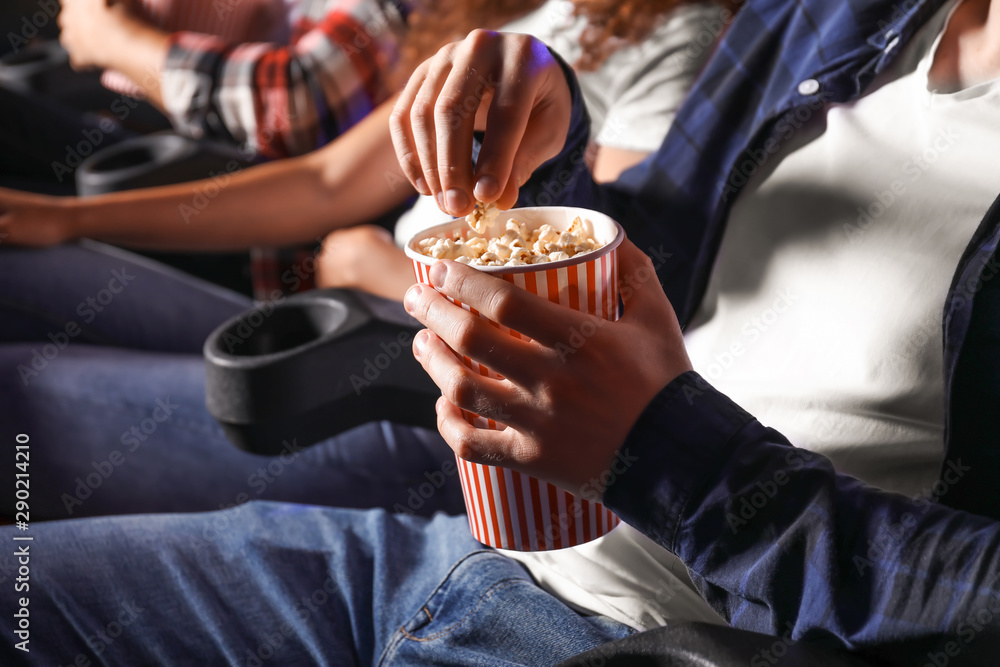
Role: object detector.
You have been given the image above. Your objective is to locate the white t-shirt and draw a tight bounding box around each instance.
[685,0,994,497]
[393,1,725,246]
[512,0,1000,632]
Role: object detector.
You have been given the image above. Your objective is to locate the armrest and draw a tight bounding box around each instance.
[559,622,885,667]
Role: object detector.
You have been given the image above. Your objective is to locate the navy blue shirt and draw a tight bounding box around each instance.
[520,0,1000,662]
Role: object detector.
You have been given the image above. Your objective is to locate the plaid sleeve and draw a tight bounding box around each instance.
[160,0,408,158]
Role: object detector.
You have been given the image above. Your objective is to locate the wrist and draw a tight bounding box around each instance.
[601,372,754,547]
[106,15,170,89]
[69,196,102,241]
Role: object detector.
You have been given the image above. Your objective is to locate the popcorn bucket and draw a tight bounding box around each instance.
[405,206,624,551]
[101,0,288,97]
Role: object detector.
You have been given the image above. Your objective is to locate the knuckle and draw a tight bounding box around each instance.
[452,431,478,462]
[435,42,458,60]
[388,107,408,132]
[465,28,495,49]
[487,287,516,324]
[434,96,461,124]
[450,315,478,353]
[442,262,468,293]
[410,98,435,126]
[446,369,475,407]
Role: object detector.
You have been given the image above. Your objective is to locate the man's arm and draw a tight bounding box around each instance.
[607,373,1000,663]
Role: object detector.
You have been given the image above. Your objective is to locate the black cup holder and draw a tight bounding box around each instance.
[226,303,349,357]
[86,146,159,172]
[3,48,52,66]
[75,133,253,196]
[0,41,73,94]
[204,289,440,455]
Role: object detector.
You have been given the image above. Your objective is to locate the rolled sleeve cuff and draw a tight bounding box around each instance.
[161,32,232,141]
[603,371,755,550]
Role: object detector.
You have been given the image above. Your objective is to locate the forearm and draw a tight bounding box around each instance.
[73,158,330,250]
[605,372,1000,662]
[73,103,413,251]
[98,17,170,108]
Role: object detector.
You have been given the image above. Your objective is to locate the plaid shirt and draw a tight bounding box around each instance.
[527,0,1000,661]
[160,0,410,159]
[150,0,410,301]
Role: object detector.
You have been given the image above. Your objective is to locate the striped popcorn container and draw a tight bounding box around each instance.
[406,206,623,551]
[101,0,286,97]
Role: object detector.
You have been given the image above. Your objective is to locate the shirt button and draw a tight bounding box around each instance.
[798,78,820,96]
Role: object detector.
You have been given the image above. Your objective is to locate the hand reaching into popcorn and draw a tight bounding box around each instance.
[402,239,693,494]
[390,30,572,218]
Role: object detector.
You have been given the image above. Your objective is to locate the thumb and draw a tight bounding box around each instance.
[617,238,674,322]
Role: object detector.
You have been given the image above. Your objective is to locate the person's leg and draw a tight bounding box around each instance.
[0,240,251,353]
[0,343,464,519]
[0,504,631,665]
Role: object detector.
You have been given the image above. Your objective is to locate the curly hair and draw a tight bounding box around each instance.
[399,0,735,78]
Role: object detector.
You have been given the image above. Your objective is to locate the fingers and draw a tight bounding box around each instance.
[407,260,586,347]
[434,37,497,216]
[410,54,455,200]
[413,330,522,424]
[435,396,523,467]
[405,282,541,384]
[615,239,674,324]
[471,34,537,205]
[391,31,571,214]
[474,35,571,208]
[391,61,432,196]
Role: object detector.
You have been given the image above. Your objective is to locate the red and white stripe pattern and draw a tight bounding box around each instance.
[101,0,285,97]
[411,245,621,551]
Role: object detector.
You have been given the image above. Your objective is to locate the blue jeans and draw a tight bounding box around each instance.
[0,504,632,665]
[0,242,463,518]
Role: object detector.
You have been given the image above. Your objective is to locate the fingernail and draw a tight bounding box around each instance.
[415,176,429,195]
[412,329,429,360]
[446,188,469,215]
[474,175,499,201]
[403,284,423,313]
[429,261,448,286]
[435,191,447,212]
